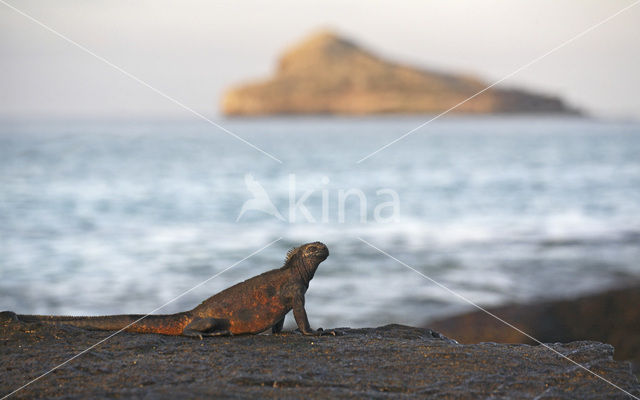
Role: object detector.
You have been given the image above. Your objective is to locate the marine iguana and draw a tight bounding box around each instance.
[2,242,331,338]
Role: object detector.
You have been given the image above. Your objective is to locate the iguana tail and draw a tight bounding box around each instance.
[7,312,192,336]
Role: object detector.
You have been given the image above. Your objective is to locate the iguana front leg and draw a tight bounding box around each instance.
[292,292,329,336]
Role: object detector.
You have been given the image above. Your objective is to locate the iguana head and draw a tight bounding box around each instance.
[301,241,329,262]
[284,242,329,283]
[287,241,328,262]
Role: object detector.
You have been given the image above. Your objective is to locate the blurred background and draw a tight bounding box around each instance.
[1,0,639,363]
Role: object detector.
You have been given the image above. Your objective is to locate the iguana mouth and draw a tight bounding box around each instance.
[312,242,329,259]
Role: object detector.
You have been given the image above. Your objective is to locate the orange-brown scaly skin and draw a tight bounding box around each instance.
[191,268,294,334]
[7,242,329,337]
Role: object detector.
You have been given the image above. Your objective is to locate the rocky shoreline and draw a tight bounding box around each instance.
[1,320,638,399]
[428,284,640,376]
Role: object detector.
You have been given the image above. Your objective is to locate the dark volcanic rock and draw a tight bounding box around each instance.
[428,284,640,375]
[1,320,638,399]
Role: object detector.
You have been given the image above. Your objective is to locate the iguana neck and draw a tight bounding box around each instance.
[292,256,316,287]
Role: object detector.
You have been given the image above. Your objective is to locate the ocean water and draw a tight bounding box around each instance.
[1,116,639,329]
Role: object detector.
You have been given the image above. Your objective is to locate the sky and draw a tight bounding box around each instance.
[1,0,639,119]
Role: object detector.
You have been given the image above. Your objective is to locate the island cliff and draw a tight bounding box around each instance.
[221,30,578,115]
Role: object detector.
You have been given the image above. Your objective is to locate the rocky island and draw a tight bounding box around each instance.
[221,30,578,115]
